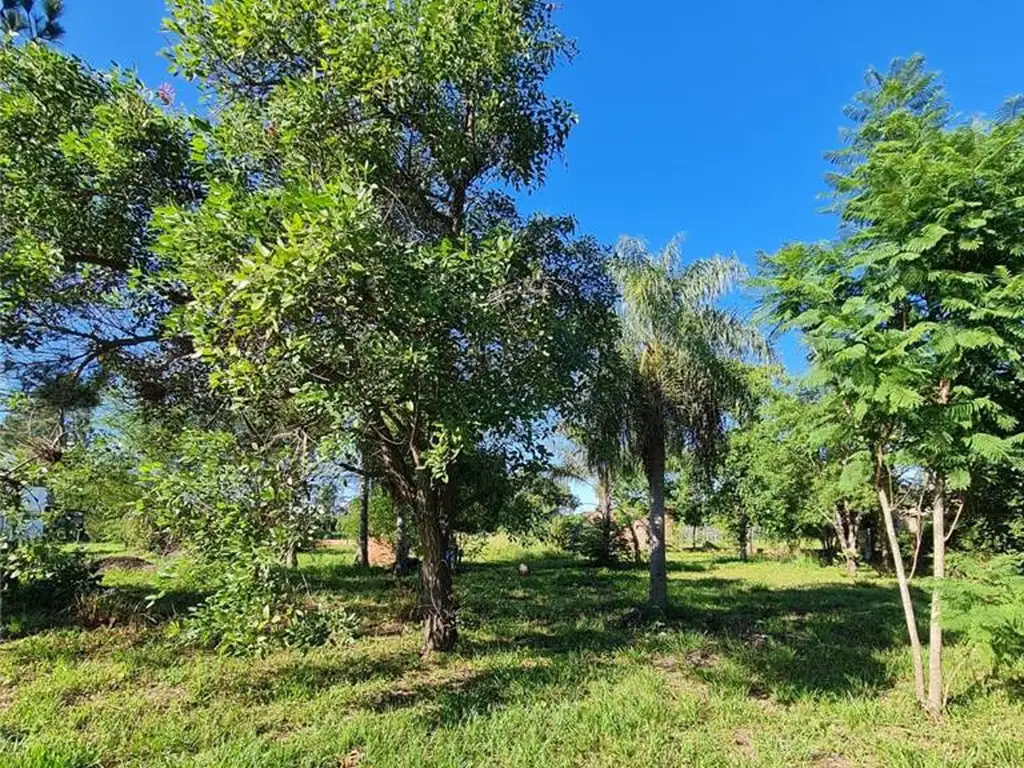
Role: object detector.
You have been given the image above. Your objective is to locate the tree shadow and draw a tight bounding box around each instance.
[214,649,422,705]
[335,556,926,728]
[666,577,928,702]
[665,559,713,573]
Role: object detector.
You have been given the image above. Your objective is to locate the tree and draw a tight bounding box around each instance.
[162,0,615,652]
[357,471,371,569]
[761,56,1024,713]
[713,374,876,573]
[613,238,768,615]
[1,0,64,44]
[560,333,629,565]
[0,42,204,398]
[138,417,334,568]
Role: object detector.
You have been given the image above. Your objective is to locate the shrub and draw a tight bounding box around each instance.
[0,540,98,609]
[173,558,357,655]
[945,553,1024,682]
[549,514,629,565]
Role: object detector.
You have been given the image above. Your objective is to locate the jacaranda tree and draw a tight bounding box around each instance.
[762,56,1024,713]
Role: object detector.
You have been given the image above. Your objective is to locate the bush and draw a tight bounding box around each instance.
[549,514,629,565]
[173,558,357,655]
[0,540,98,609]
[945,553,1024,682]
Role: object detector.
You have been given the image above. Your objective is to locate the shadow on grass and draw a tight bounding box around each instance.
[319,553,928,729]
[422,557,929,716]
[670,576,928,702]
[2,549,928,729]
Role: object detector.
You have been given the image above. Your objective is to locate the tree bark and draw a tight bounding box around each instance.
[877,475,926,704]
[833,504,859,576]
[628,521,643,566]
[597,461,613,563]
[415,474,457,653]
[283,542,297,570]
[644,422,668,617]
[357,474,371,568]
[928,477,946,715]
[393,509,412,575]
[737,512,750,561]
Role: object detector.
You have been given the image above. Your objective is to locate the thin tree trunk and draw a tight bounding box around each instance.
[415,475,457,653]
[928,478,946,714]
[597,461,613,563]
[737,512,750,561]
[357,474,371,568]
[394,510,411,575]
[833,505,858,576]
[628,522,642,566]
[877,479,926,703]
[283,542,297,569]
[644,425,668,617]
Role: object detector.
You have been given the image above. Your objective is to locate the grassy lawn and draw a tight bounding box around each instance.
[1,539,1022,767]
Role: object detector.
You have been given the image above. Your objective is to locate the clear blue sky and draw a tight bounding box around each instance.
[63,0,1024,375]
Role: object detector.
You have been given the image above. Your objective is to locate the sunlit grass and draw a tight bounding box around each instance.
[1,541,1022,767]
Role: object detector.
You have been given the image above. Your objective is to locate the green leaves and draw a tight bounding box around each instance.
[760,56,1024,495]
[946,467,971,491]
[0,43,203,389]
[612,237,767,475]
[839,451,874,494]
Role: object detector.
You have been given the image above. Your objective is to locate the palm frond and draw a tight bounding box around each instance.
[612,236,773,474]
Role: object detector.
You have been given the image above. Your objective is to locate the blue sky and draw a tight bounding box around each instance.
[63,0,1024,375]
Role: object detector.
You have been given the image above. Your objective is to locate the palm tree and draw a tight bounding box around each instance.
[614,237,769,616]
[1,0,65,44]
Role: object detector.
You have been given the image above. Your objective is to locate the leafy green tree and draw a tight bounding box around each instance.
[761,56,1024,713]
[138,421,332,568]
[714,374,875,572]
[560,338,630,564]
[341,483,402,549]
[669,452,715,551]
[1,0,64,44]
[613,238,767,615]
[0,42,204,396]
[162,0,614,652]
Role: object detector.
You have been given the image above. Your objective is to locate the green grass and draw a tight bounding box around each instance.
[1,538,1022,767]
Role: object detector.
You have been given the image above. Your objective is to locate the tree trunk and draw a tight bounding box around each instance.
[847,509,860,577]
[283,542,297,569]
[357,474,371,568]
[628,522,642,566]
[393,510,412,575]
[415,475,457,653]
[833,505,858,576]
[597,461,613,563]
[928,478,946,715]
[644,426,668,617]
[878,480,926,704]
[878,508,895,574]
[737,512,750,561]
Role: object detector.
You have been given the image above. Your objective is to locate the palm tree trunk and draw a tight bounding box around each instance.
[357,474,371,568]
[644,422,668,617]
[597,461,613,563]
